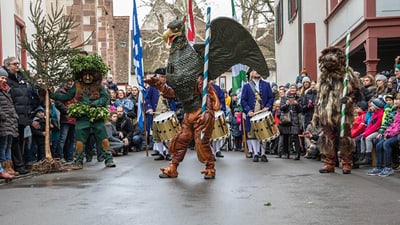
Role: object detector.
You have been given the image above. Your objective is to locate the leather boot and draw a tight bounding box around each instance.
[341,155,352,174]
[6,160,19,176]
[359,152,371,165]
[319,154,336,173]
[159,163,178,178]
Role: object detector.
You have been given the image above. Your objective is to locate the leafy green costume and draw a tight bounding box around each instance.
[50,54,115,168]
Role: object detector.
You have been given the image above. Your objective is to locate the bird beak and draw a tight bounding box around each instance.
[162,29,173,44]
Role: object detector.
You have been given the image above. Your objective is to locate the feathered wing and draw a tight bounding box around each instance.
[193,17,269,80]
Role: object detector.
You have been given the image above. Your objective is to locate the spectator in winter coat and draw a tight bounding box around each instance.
[278,87,302,160]
[31,106,46,161]
[361,74,376,102]
[4,57,39,175]
[0,68,19,179]
[352,101,368,164]
[359,98,385,165]
[367,94,400,176]
[301,80,317,131]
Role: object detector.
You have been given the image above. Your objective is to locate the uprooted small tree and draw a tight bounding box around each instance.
[21,0,92,173]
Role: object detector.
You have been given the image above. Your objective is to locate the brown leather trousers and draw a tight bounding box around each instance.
[169,108,215,170]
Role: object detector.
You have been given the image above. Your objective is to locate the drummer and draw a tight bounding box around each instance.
[210,79,227,159]
[145,68,176,160]
[240,68,274,162]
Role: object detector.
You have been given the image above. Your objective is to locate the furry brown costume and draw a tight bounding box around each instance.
[313,46,361,174]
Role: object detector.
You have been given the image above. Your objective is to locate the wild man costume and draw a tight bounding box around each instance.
[313,46,361,174]
[51,54,116,169]
[145,17,268,179]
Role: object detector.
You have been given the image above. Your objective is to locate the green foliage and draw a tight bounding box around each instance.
[67,103,110,122]
[69,54,110,76]
[20,0,93,88]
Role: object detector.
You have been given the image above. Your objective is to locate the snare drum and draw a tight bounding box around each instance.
[153,111,181,141]
[211,110,229,141]
[250,111,280,142]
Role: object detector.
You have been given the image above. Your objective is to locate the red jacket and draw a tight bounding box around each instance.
[351,111,366,138]
[362,108,384,138]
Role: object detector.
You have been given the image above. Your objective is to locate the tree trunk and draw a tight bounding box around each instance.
[45,89,52,159]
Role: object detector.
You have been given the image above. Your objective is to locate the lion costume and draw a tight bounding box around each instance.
[313,46,361,174]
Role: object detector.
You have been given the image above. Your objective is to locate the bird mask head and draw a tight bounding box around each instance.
[162,17,186,45]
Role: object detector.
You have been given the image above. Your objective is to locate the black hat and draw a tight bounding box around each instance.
[356,101,368,111]
[246,67,254,76]
[153,68,166,77]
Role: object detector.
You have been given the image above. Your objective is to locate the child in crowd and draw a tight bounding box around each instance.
[31,106,46,161]
[367,94,400,176]
[105,111,125,155]
[358,98,385,165]
[351,101,368,164]
[231,107,243,151]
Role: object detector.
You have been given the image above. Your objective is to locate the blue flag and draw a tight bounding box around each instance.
[132,0,145,132]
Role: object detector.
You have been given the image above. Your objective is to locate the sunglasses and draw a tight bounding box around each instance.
[254,76,261,79]
[10,62,20,66]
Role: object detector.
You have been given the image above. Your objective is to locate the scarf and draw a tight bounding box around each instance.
[0,82,8,92]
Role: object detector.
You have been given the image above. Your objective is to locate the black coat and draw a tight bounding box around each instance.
[5,67,39,126]
[0,87,19,137]
[279,95,302,135]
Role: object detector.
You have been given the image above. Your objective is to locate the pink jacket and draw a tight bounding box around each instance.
[384,110,400,138]
[363,108,384,138]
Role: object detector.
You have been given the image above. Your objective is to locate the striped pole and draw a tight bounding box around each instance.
[200,7,211,140]
[340,33,351,137]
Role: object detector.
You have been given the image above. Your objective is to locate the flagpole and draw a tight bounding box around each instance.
[340,33,351,137]
[201,7,211,140]
[132,0,146,153]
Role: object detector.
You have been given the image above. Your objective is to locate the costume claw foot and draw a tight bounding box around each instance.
[201,168,216,179]
[159,164,178,178]
[319,165,335,173]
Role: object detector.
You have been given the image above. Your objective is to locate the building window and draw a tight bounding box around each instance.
[275,1,284,42]
[288,0,298,22]
[15,16,26,68]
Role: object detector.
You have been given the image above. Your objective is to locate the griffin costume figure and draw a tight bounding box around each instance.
[145,17,268,179]
[313,46,361,174]
[51,54,116,169]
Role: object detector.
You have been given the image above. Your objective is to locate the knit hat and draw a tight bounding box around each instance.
[107,74,113,79]
[396,64,400,70]
[302,76,311,84]
[356,101,368,111]
[371,98,385,109]
[375,74,387,83]
[34,106,45,114]
[385,94,394,101]
[0,68,8,77]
